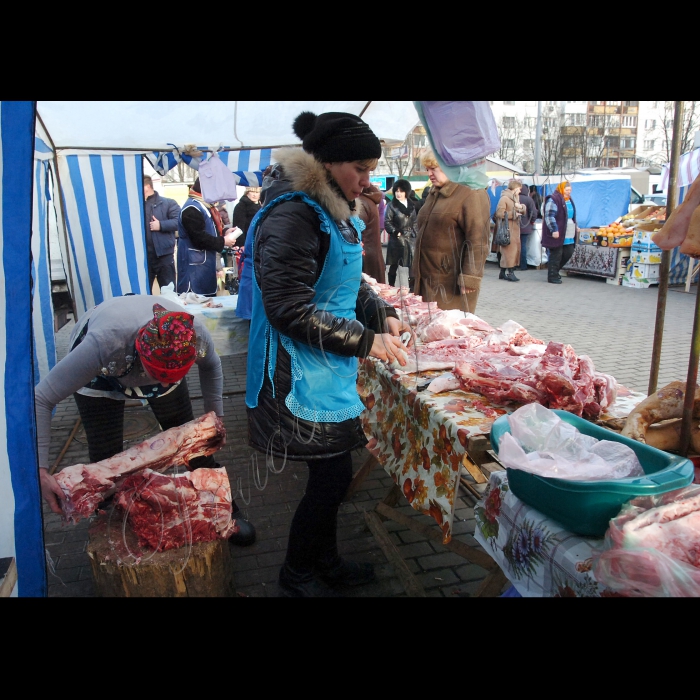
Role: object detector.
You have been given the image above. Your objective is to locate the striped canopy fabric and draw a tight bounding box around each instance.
[145,147,273,188]
[660,148,700,192]
[32,136,57,386]
[57,153,148,318]
[1,101,46,597]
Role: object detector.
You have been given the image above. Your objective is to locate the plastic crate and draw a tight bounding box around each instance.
[489,410,694,538]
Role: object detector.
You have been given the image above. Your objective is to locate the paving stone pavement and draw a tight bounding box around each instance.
[43,267,698,598]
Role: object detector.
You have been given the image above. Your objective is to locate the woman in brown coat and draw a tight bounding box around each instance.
[494,180,527,282]
[412,152,491,313]
[357,184,386,283]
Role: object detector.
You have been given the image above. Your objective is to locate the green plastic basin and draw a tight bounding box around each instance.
[489,410,694,538]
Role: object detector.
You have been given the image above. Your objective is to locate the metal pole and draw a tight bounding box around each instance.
[648,101,684,396]
[534,101,542,177]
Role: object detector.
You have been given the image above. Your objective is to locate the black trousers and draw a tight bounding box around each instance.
[148,253,176,291]
[73,379,215,470]
[284,452,354,572]
[547,243,575,281]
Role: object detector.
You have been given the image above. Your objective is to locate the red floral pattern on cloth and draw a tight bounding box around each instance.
[135,304,197,383]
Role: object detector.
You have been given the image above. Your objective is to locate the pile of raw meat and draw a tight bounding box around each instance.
[593,485,700,596]
[55,413,237,551]
[115,467,238,551]
[363,274,617,418]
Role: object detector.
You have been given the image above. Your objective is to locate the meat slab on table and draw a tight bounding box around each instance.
[55,412,226,523]
[114,466,238,552]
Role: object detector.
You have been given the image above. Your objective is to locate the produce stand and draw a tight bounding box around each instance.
[352,356,645,597]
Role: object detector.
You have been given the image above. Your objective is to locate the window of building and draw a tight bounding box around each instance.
[523,139,534,151]
[620,137,635,149]
[504,139,515,149]
[623,101,638,107]
[413,134,426,148]
[588,115,605,127]
[664,118,674,129]
[522,160,533,172]
[644,139,655,150]
[562,136,577,148]
[503,101,516,106]
[590,101,604,106]
[543,117,558,128]
[608,115,620,127]
[524,117,537,128]
[503,116,516,127]
[413,157,422,172]
[606,136,620,148]
[545,101,557,106]
[621,116,637,127]
[620,157,634,167]
[564,113,586,126]
[651,101,658,108]
[645,119,657,130]
[607,158,619,167]
[589,136,602,149]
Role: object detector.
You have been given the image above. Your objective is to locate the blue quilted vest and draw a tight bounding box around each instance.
[177,198,218,295]
[246,192,367,422]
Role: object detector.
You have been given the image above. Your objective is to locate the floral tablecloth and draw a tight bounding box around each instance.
[357,357,646,545]
[473,471,622,597]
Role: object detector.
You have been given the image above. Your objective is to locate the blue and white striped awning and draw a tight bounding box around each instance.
[1,101,47,597]
[660,148,700,192]
[57,153,149,318]
[145,147,274,188]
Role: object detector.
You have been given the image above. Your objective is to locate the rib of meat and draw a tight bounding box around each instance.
[114,466,238,552]
[55,412,226,523]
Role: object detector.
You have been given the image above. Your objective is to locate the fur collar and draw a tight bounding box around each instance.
[272,147,353,221]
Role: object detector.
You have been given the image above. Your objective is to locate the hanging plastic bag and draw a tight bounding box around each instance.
[418,101,500,166]
[198,151,239,203]
[592,485,700,596]
[498,403,644,481]
[414,101,499,190]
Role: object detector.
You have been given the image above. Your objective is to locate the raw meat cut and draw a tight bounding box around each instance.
[593,485,700,597]
[114,466,238,552]
[55,412,226,524]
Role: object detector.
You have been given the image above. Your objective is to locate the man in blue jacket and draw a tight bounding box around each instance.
[143,176,181,291]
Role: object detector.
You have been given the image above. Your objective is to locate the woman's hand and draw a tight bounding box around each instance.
[369,333,408,366]
[386,316,414,348]
[552,231,559,238]
[460,286,477,295]
[40,468,65,515]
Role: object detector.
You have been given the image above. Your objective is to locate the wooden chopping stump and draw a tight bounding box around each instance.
[87,512,236,597]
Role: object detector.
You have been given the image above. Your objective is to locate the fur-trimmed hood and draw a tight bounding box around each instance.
[272,147,354,222]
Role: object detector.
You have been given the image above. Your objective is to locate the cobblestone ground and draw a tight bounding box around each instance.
[43,264,698,597]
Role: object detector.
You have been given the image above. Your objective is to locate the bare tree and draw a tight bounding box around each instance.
[162,160,198,184]
[539,125,563,175]
[496,116,528,166]
[662,101,700,160]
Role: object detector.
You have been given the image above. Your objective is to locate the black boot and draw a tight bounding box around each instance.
[499,267,507,279]
[278,562,344,598]
[228,500,256,547]
[505,268,520,282]
[315,549,376,587]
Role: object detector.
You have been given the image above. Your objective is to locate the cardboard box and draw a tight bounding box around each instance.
[578,229,596,245]
[622,206,654,221]
[622,275,659,289]
[632,224,663,252]
[629,262,660,280]
[630,250,663,265]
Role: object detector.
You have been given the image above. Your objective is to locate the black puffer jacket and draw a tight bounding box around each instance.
[384,197,417,268]
[248,148,398,460]
[231,194,261,248]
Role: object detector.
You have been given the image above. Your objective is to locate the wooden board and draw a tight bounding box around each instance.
[87,513,235,597]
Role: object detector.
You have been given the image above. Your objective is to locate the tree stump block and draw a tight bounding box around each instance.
[87,512,236,597]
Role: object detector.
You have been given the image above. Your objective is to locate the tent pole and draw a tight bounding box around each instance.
[648,100,684,396]
[50,156,78,323]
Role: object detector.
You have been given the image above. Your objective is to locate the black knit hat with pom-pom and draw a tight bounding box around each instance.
[292,111,382,163]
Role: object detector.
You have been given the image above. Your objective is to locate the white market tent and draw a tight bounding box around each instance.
[2,101,421,597]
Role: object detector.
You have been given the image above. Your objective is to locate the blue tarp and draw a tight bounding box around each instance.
[488,179,631,229]
[541,179,631,228]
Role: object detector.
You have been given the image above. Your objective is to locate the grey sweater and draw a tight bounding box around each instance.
[34,295,224,470]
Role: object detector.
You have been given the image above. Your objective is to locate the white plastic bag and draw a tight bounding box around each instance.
[498,403,644,481]
[198,152,239,203]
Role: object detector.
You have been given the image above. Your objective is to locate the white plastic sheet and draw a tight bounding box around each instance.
[498,403,644,481]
